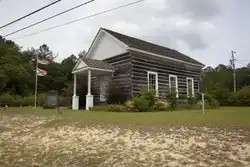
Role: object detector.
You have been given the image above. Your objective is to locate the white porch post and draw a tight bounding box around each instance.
[72,74,79,110]
[86,69,94,110]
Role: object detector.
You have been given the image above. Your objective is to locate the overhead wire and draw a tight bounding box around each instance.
[0,0,63,29]
[3,0,94,37]
[11,0,145,40]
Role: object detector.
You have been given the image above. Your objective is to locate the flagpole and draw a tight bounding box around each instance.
[34,53,38,109]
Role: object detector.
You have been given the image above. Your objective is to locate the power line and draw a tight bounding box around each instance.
[0,0,63,29]
[3,0,94,37]
[11,0,145,40]
[237,60,249,66]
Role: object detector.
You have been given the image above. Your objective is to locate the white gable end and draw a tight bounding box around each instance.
[87,31,127,60]
[72,59,87,72]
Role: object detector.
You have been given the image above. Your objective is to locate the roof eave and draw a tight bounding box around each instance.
[128,47,205,68]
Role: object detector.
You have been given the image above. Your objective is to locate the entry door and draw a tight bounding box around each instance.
[100,76,109,102]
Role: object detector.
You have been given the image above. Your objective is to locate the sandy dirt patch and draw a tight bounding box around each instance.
[0,115,250,167]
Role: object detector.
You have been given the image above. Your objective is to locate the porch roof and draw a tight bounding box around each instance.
[72,58,114,74]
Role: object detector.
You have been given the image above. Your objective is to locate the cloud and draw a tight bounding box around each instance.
[0,0,223,60]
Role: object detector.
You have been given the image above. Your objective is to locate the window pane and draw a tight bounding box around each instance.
[148,73,156,90]
[187,78,193,96]
[170,76,176,88]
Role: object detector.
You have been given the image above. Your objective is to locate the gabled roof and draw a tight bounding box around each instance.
[102,28,204,67]
[80,58,114,71]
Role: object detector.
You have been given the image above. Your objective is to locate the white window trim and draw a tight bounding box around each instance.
[147,71,158,97]
[169,74,178,98]
[186,77,194,97]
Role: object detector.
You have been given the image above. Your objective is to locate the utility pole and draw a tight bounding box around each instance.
[231,50,236,93]
[34,53,38,109]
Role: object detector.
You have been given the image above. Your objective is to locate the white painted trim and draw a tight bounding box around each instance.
[186,77,194,97]
[86,29,128,58]
[72,59,86,72]
[169,74,178,98]
[72,67,114,74]
[128,48,205,68]
[89,67,114,72]
[72,67,88,74]
[147,71,158,97]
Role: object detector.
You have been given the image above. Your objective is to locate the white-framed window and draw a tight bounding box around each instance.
[186,77,194,97]
[169,74,178,98]
[147,71,158,96]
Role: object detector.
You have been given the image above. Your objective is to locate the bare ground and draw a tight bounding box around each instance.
[0,115,250,167]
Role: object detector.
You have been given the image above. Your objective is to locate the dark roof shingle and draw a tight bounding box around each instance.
[81,58,114,70]
[102,28,204,66]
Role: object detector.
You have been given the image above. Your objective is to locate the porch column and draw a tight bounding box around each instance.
[72,74,79,110]
[86,69,93,110]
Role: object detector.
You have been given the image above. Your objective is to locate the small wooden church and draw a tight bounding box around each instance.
[72,28,205,110]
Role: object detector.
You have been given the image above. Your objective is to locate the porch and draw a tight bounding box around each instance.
[72,58,114,110]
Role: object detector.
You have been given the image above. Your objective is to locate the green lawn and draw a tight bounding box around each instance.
[0,107,250,129]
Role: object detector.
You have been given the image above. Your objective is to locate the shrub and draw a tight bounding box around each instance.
[227,93,238,106]
[139,88,156,108]
[195,93,219,109]
[12,96,23,107]
[211,88,231,106]
[37,93,47,106]
[196,100,210,109]
[107,104,126,112]
[22,95,34,106]
[187,88,197,105]
[228,86,250,106]
[166,87,178,109]
[236,86,250,106]
[187,96,197,105]
[125,100,134,112]
[42,104,56,109]
[131,96,150,112]
[0,93,14,107]
[204,93,219,109]
[153,99,171,111]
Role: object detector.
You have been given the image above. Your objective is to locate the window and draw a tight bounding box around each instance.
[147,71,158,96]
[169,75,178,97]
[186,77,194,97]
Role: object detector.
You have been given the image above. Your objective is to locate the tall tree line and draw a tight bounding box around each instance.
[0,36,77,97]
[202,64,250,105]
[1,35,249,103]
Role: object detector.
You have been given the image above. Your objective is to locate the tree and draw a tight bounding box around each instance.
[247,62,250,68]
[38,44,55,62]
[78,50,86,58]
[0,36,34,96]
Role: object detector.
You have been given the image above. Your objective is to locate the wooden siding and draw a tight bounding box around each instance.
[130,51,202,99]
[92,53,132,104]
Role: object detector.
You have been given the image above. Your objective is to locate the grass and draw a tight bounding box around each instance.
[1,107,250,166]
[1,107,250,129]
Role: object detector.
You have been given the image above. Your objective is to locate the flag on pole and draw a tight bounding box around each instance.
[37,59,50,65]
[31,58,50,65]
[33,56,50,109]
[37,68,47,76]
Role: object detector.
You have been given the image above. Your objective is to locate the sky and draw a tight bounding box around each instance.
[0,0,249,67]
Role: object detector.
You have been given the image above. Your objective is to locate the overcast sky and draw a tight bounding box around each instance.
[0,0,249,67]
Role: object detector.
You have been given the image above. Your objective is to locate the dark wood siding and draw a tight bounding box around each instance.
[130,51,202,99]
[92,53,132,104]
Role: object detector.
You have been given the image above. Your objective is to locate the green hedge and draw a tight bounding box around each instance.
[227,86,250,106]
[0,93,71,107]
